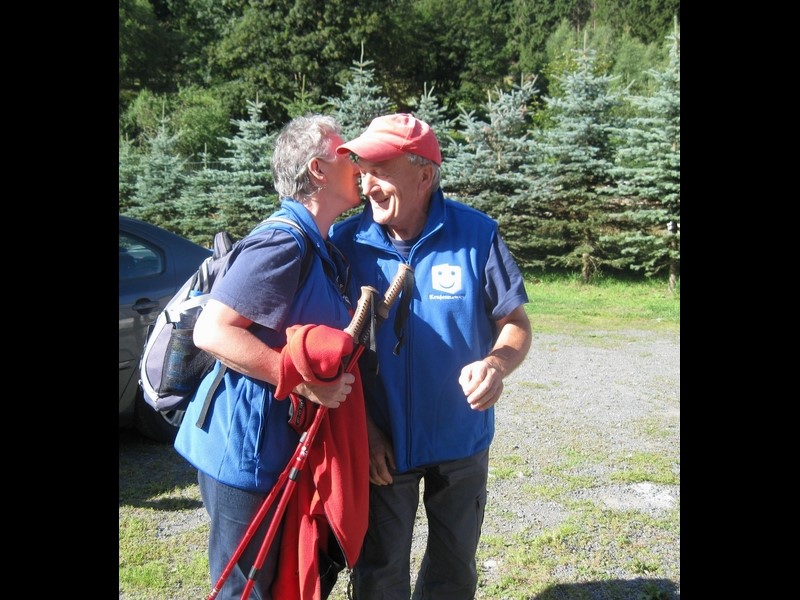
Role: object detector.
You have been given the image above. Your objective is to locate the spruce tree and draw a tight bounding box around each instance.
[284,74,328,119]
[407,82,454,168]
[442,77,539,264]
[326,45,393,139]
[214,96,277,239]
[128,116,188,231]
[608,23,680,290]
[409,83,453,138]
[529,44,621,281]
[119,135,142,214]
[175,147,229,245]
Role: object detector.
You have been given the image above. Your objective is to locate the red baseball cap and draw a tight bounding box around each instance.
[337,113,442,166]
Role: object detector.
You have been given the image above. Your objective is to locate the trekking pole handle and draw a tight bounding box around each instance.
[342,264,413,352]
[378,263,413,320]
[344,286,379,341]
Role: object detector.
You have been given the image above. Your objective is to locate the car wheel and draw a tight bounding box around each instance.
[133,389,185,443]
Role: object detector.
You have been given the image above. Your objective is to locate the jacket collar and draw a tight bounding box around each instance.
[355,187,446,250]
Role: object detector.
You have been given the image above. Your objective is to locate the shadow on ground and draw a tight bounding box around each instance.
[119,427,202,510]
[533,577,678,599]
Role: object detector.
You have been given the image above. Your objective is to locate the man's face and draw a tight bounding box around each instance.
[356,155,431,238]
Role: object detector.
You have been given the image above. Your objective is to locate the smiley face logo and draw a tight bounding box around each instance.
[431,263,462,293]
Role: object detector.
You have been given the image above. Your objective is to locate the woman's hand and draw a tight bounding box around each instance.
[294,372,356,409]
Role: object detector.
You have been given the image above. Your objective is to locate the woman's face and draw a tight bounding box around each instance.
[321,134,362,212]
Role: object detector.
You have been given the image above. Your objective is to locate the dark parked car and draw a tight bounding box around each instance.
[119,215,212,442]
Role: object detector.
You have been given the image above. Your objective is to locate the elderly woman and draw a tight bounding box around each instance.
[175,115,364,600]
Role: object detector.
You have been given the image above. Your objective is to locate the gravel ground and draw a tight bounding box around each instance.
[479,328,680,597]
[121,327,680,599]
[490,328,680,534]
[330,327,681,599]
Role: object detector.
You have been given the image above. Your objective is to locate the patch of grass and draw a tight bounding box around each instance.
[477,528,558,599]
[524,481,570,502]
[523,273,680,335]
[119,508,209,598]
[477,504,679,599]
[635,416,676,441]
[119,432,210,598]
[560,447,593,470]
[490,454,532,480]
[609,452,680,485]
[475,422,680,598]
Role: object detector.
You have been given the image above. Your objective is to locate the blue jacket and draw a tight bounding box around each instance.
[330,189,528,472]
[175,201,353,492]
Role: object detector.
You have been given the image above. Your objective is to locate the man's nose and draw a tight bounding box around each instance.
[360,172,375,194]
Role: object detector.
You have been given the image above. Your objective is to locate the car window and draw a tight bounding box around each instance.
[119,232,164,280]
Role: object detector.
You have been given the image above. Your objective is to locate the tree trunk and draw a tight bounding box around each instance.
[668,259,677,293]
[582,252,590,284]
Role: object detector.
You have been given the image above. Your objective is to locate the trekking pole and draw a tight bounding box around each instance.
[207,291,375,600]
[208,264,413,600]
[239,264,413,600]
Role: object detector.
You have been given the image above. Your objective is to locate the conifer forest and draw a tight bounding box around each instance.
[120,0,680,288]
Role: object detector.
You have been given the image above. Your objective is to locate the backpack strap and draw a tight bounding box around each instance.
[195,364,227,428]
[193,217,314,429]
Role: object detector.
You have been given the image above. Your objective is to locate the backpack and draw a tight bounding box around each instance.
[139,217,313,423]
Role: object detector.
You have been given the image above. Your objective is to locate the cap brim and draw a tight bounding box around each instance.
[337,138,404,163]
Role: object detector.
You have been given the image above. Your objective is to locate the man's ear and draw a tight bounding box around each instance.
[418,163,435,193]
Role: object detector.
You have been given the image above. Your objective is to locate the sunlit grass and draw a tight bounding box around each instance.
[119,509,209,598]
[523,272,680,334]
[476,504,680,599]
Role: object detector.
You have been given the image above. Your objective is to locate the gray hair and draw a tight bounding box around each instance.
[408,153,441,192]
[271,115,342,201]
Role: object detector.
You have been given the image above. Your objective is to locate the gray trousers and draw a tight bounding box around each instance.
[352,448,489,600]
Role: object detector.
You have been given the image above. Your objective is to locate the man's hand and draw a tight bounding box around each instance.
[460,305,531,411]
[366,417,395,485]
[458,360,505,411]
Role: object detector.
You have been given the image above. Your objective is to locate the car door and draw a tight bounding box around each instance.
[118,229,176,412]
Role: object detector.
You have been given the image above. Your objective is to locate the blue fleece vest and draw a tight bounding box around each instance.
[331,190,521,472]
[175,201,353,492]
